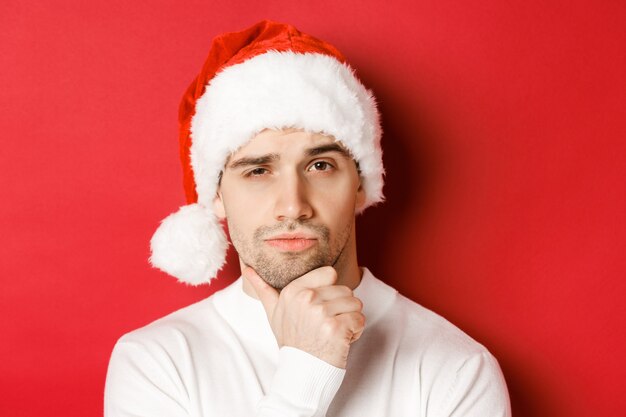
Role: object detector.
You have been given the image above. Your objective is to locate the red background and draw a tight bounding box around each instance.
[1,1,624,416]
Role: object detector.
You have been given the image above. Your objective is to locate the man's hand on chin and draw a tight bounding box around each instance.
[243,265,365,369]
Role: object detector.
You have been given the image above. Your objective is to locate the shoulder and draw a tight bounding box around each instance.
[104,291,231,415]
[395,292,489,357]
[111,280,242,363]
[392,296,511,416]
[362,271,503,377]
[105,285,236,400]
[361,271,487,352]
[118,295,216,346]
[362,273,510,415]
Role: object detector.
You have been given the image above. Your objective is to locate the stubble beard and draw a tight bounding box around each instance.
[230,220,353,290]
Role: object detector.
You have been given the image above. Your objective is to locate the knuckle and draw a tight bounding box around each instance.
[336,285,352,296]
[311,303,328,318]
[320,266,338,280]
[321,318,340,335]
[297,288,316,304]
[281,284,296,298]
[349,312,365,327]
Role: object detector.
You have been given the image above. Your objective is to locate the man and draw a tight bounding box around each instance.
[105,20,511,417]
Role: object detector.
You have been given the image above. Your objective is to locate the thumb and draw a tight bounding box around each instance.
[242,266,279,318]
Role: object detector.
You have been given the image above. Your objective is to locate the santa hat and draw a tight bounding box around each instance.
[150,20,385,285]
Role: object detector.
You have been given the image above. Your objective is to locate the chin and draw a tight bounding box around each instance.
[253,255,329,290]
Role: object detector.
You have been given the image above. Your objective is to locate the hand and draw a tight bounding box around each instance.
[243,265,365,369]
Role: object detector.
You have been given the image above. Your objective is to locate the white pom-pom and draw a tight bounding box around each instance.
[149,204,228,285]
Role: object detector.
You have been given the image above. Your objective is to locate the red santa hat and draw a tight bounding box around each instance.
[150,20,384,285]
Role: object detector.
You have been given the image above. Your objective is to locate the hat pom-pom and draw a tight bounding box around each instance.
[149,204,228,285]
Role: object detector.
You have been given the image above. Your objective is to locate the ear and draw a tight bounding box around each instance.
[355,178,366,211]
[212,189,226,219]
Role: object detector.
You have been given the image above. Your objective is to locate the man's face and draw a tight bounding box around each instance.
[213,129,366,289]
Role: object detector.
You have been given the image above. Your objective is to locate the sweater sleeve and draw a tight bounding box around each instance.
[437,351,512,417]
[256,347,346,417]
[104,339,189,417]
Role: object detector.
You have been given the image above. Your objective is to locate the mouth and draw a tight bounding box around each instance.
[264,233,319,252]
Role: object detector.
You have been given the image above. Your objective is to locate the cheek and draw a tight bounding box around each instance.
[224,207,253,237]
[222,191,273,243]
[312,182,358,229]
[314,176,359,209]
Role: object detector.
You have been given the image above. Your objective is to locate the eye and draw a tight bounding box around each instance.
[244,167,270,177]
[308,161,334,172]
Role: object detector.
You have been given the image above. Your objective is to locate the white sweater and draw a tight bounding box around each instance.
[105,269,511,417]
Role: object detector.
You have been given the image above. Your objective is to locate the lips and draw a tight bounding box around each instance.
[264,233,318,252]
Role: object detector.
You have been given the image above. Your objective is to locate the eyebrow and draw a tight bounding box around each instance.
[305,143,352,159]
[227,153,280,170]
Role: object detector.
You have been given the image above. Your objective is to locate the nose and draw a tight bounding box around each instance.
[273,170,313,222]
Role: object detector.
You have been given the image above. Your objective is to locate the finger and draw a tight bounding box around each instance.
[336,311,366,337]
[350,328,364,343]
[242,266,279,318]
[290,266,338,289]
[314,285,353,301]
[322,296,363,316]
